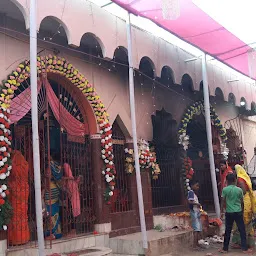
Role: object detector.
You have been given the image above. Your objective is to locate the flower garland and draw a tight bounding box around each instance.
[0,55,115,229]
[178,101,227,192]
[183,157,194,191]
[124,139,161,179]
[0,108,13,230]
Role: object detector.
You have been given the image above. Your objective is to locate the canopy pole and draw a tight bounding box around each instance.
[202,53,220,218]
[30,0,45,255]
[126,12,148,250]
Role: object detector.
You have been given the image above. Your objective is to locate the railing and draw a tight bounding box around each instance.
[111,121,132,213]
[152,147,181,210]
[8,124,95,249]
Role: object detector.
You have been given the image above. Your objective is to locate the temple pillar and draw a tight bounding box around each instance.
[91,134,111,233]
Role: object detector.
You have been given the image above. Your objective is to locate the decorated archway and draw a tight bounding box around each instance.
[178,100,228,193]
[0,55,115,230]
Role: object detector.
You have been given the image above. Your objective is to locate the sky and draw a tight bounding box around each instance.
[88,0,256,81]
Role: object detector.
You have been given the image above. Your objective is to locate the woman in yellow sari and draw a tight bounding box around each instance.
[232,164,255,248]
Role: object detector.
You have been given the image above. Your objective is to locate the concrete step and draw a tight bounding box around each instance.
[7,234,110,256]
[109,229,193,256]
[63,246,112,256]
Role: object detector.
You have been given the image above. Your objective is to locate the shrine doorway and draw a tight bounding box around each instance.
[151,108,182,214]
[8,74,96,248]
[186,114,219,210]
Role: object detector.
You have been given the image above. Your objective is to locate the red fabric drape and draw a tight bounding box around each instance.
[44,80,87,136]
[10,81,42,124]
[10,79,87,136]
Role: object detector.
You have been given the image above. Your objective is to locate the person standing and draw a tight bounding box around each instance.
[231,165,256,249]
[44,152,63,239]
[220,173,252,253]
[188,180,202,249]
[219,160,233,192]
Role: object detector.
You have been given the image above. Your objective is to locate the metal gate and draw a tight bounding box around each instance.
[8,77,94,248]
[151,146,181,211]
[111,120,131,213]
[193,159,214,211]
[60,132,94,235]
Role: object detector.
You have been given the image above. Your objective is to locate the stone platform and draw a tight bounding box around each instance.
[6,234,110,256]
[109,229,193,256]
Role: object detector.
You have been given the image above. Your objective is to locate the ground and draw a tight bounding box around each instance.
[164,246,256,256]
[113,246,256,255]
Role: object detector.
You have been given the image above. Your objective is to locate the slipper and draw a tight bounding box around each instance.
[218,249,228,254]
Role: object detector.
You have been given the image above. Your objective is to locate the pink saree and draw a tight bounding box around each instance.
[63,163,81,217]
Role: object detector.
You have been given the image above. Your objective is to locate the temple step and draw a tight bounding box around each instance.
[109,229,193,256]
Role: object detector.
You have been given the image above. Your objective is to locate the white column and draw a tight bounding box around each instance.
[30,0,45,255]
[126,12,148,250]
[202,53,220,218]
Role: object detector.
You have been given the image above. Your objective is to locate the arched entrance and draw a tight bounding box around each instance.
[0,55,115,243]
[178,101,228,209]
[8,73,96,245]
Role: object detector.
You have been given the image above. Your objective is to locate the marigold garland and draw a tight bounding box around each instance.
[178,100,227,193]
[124,139,161,179]
[0,55,115,229]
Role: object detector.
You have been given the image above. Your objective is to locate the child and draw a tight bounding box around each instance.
[220,173,252,253]
[188,180,202,249]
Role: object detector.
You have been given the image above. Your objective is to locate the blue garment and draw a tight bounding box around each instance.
[188,190,202,232]
[187,190,195,211]
[190,210,202,232]
[44,161,63,239]
[50,161,63,182]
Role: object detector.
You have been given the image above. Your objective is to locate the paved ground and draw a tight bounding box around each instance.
[163,246,256,256]
[113,246,256,255]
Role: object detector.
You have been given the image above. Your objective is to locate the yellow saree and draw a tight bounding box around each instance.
[232,165,255,248]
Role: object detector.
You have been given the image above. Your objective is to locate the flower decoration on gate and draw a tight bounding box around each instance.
[124,139,161,179]
[178,100,228,193]
[0,107,13,230]
[0,55,116,228]
[178,101,227,151]
[182,157,194,191]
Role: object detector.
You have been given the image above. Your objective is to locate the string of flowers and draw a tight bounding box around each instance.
[0,108,12,230]
[0,55,115,229]
[178,100,228,193]
[183,157,194,191]
[124,139,161,179]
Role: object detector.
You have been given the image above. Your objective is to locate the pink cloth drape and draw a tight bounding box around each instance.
[45,80,87,136]
[10,81,42,124]
[10,79,87,136]
[63,163,81,217]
